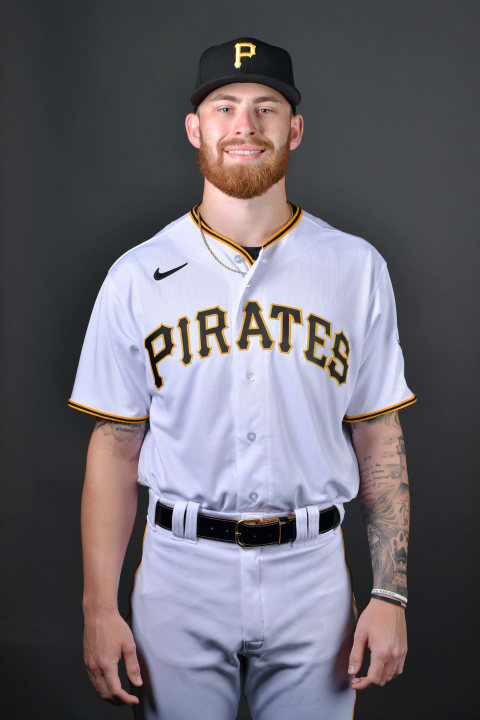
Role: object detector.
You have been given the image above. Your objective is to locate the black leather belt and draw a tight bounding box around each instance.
[155,501,340,547]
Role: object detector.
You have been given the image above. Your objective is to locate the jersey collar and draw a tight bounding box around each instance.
[189,202,303,268]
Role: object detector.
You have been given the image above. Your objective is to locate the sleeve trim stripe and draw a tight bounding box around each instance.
[343,393,418,423]
[67,399,149,423]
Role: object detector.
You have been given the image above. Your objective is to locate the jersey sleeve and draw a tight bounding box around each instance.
[343,264,418,423]
[67,271,150,423]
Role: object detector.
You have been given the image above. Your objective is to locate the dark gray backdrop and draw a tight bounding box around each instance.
[1,1,478,718]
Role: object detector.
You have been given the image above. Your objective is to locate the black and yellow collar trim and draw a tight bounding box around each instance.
[190,202,303,267]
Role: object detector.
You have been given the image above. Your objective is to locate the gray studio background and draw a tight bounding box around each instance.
[1,1,478,718]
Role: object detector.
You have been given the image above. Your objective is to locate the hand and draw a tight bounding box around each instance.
[83,609,143,706]
[348,597,407,690]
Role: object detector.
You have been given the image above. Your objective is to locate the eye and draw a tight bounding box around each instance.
[216,106,274,114]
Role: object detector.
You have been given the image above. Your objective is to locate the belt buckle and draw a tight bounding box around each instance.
[235,517,281,547]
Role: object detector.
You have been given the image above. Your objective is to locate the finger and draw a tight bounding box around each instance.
[92,669,115,702]
[86,667,100,693]
[102,668,140,706]
[348,629,368,676]
[123,643,143,687]
[351,655,385,690]
[392,659,404,678]
[379,657,399,684]
[87,663,108,696]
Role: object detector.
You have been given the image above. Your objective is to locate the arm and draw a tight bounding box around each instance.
[347,410,409,689]
[351,409,409,600]
[82,418,147,707]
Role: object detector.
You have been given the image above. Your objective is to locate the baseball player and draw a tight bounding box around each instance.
[70,37,418,720]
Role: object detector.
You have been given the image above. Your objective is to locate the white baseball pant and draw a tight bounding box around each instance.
[126,488,358,720]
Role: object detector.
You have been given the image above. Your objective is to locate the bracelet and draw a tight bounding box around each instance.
[371,588,408,604]
[371,593,406,609]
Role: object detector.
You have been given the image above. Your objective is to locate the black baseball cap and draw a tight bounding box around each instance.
[191,37,301,114]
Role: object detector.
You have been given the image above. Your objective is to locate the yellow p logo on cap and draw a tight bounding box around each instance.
[234,42,256,69]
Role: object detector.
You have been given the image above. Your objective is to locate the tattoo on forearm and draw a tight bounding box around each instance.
[93,418,148,443]
[350,408,402,434]
[351,412,409,599]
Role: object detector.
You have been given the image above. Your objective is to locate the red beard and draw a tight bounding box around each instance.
[198,128,291,199]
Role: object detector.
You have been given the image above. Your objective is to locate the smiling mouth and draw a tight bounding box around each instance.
[224,149,265,156]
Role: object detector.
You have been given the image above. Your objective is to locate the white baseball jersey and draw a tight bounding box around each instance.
[68,202,417,525]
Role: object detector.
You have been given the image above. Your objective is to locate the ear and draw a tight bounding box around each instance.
[289,113,304,151]
[185,112,201,150]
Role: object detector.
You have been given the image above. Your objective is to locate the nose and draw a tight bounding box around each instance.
[232,105,259,136]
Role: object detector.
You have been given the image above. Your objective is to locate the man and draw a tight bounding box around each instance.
[70,37,417,719]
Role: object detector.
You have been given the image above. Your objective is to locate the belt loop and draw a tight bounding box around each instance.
[333,503,344,534]
[172,499,188,539]
[183,501,200,543]
[306,504,319,539]
[293,507,308,545]
[147,488,160,532]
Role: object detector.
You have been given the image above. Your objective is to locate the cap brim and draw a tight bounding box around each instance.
[191,74,301,108]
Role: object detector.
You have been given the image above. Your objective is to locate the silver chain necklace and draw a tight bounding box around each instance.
[197,202,294,276]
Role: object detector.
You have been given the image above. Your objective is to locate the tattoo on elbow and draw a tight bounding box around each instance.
[93,418,148,445]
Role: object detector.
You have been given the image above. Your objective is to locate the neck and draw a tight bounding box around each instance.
[198,180,291,247]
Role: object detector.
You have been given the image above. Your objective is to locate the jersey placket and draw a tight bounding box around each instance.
[229,248,271,512]
[190,202,303,512]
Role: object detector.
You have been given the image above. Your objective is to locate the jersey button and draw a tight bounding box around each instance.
[247,432,256,442]
[249,492,258,502]
[247,371,255,381]
[246,282,251,287]
[234,254,243,263]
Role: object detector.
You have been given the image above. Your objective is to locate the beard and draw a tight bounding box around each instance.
[198,128,291,199]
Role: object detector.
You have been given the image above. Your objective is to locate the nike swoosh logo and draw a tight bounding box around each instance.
[154,262,188,280]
